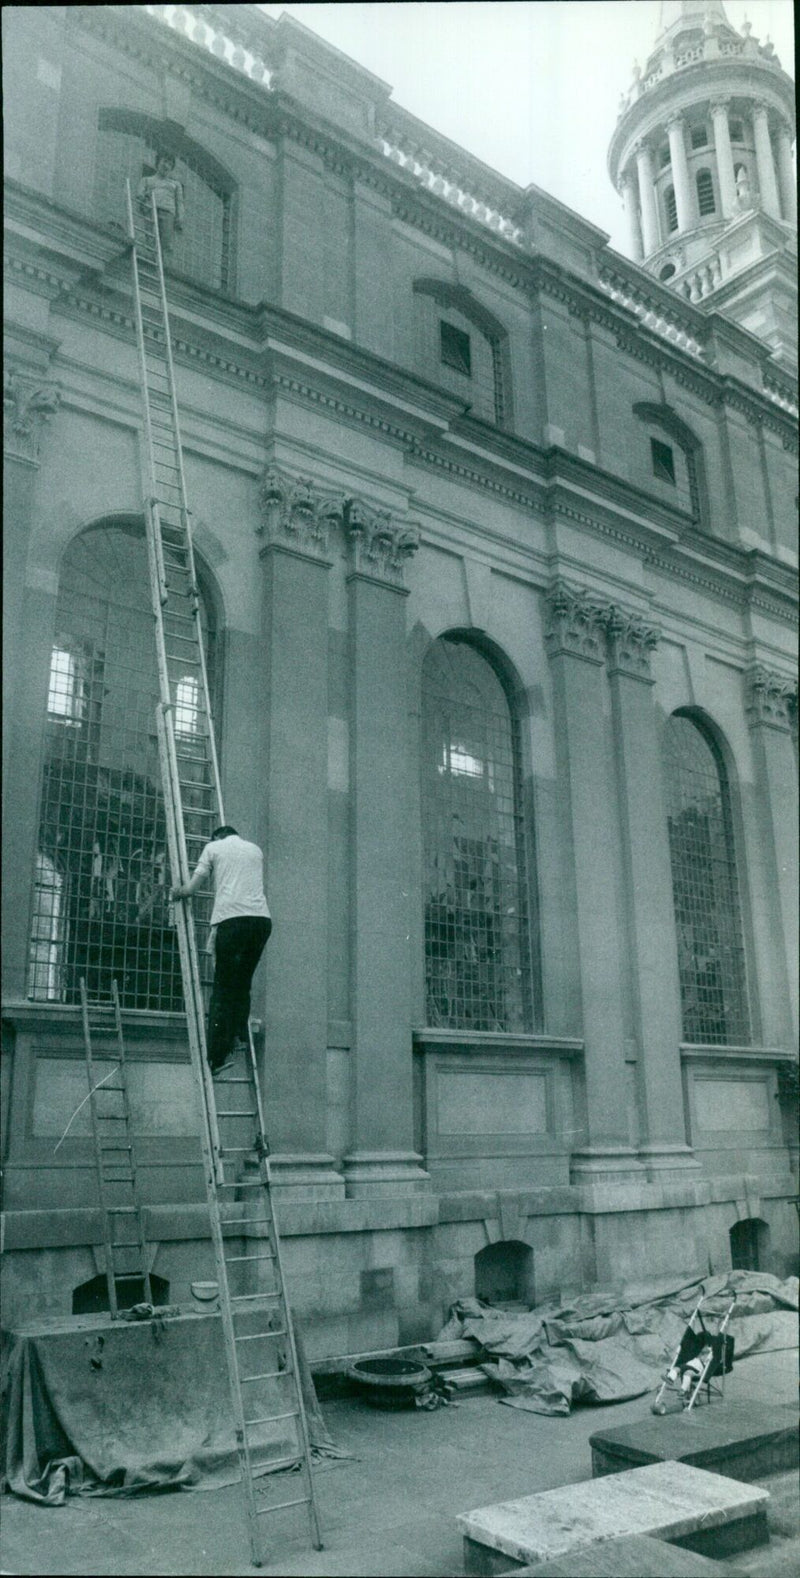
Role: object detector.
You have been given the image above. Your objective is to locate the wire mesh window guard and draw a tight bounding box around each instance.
[27,522,219,1011]
[93,116,232,292]
[663,713,750,1046]
[421,637,533,1032]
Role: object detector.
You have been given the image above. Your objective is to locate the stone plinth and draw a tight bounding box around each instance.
[459,1461,769,1574]
[590,1402,799,1483]
[509,1532,746,1575]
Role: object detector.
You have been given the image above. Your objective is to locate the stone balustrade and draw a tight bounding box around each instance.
[618,29,782,119]
[144,4,273,86]
[597,265,706,359]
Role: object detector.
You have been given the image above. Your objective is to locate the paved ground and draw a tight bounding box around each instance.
[1,1346,796,1576]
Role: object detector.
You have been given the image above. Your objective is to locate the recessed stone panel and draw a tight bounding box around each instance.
[437,1070,549,1135]
[693,1077,770,1132]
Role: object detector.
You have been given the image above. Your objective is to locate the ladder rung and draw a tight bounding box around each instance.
[231,1292,281,1304]
[240,1369,289,1383]
[255,1495,311,1517]
[244,1409,298,1427]
[234,1329,287,1342]
[216,1110,257,1120]
[105,1205,138,1214]
[225,1250,275,1265]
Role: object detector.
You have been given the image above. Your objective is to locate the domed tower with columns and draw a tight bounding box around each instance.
[609,0,796,368]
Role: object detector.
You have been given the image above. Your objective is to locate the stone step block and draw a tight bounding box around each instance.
[590,1401,799,1483]
[510,1531,747,1575]
[458,1460,769,1574]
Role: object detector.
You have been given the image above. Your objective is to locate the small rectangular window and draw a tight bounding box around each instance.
[659,145,671,169]
[729,120,744,143]
[47,647,84,723]
[651,437,676,484]
[691,125,709,149]
[440,321,471,376]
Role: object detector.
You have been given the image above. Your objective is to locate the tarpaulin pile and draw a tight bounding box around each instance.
[436,1269,798,1416]
[1,1308,348,1505]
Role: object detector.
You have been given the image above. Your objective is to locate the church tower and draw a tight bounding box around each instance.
[608,1,796,367]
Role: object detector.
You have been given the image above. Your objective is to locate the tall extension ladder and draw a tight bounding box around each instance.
[125,180,323,1567]
[80,977,153,1317]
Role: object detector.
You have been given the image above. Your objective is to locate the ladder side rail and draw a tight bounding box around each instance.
[144,189,225,818]
[243,1028,324,1549]
[80,979,119,1318]
[125,181,169,609]
[111,981,154,1307]
[156,706,222,1173]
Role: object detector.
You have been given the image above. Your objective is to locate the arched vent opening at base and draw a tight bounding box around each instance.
[474,1240,534,1310]
[729,1218,770,1274]
[72,1272,170,1315]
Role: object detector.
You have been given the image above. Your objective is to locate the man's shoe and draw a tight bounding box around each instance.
[210,1053,235,1079]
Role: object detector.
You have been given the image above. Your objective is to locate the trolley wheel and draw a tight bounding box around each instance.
[652,1403,667,1415]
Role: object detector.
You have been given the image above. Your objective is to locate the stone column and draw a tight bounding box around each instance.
[605,608,698,1177]
[752,104,782,220]
[710,101,738,218]
[744,666,798,1046]
[666,114,698,231]
[544,582,644,1182]
[2,361,61,1000]
[257,468,346,1198]
[635,141,660,254]
[621,168,644,260]
[342,501,429,1197]
[774,122,797,225]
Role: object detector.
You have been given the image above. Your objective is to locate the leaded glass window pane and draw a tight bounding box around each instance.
[422,638,532,1031]
[663,714,750,1045]
[27,523,218,1010]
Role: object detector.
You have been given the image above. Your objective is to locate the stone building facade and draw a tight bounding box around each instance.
[2,2,797,1358]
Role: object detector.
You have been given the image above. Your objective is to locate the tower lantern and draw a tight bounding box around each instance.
[608,0,796,367]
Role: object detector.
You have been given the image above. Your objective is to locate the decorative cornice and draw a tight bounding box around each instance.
[744,664,798,732]
[3,365,60,462]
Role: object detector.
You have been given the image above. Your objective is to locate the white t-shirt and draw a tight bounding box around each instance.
[193,836,270,927]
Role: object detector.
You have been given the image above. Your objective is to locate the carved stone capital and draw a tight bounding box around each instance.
[709,99,730,118]
[344,497,420,585]
[605,605,661,681]
[544,580,608,664]
[4,366,60,462]
[257,465,343,558]
[744,664,798,732]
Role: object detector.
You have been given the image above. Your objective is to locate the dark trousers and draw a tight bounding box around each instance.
[207,916,271,1067]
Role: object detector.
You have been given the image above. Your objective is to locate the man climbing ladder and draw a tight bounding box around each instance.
[126,174,323,1565]
[171,825,272,1077]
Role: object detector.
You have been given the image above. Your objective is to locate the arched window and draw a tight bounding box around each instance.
[28,520,220,1010]
[662,713,750,1046]
[93,110,234,292]
[634,402,708,529]
[421,636,534,1031]
[665,185,678,232]
[413,281,512,427]
[696,168,716,216]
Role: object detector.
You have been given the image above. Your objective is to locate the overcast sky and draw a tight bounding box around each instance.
[258,1,795,252]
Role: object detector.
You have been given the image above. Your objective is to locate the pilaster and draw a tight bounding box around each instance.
[544,581,643,1182]
[342,500,429,1196]
[257,466,345,1197]
[635,141,660,255]
[620,168,643,261]
[605,606,698,1177]
[710,102,737,220]
[744,664,799,1046]
[666,114,698,233]
[774,123,797,227]
[2,358,61,1000]
[752,105,781,222]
